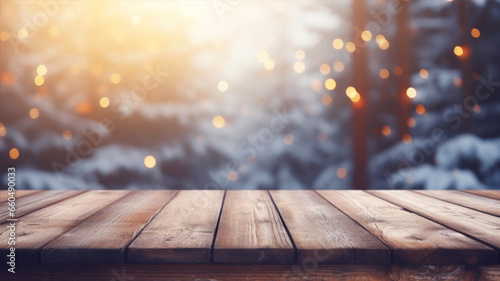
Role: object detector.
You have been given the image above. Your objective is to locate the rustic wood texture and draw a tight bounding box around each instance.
[41,190,177,264]
[0,190,41,202]
[214,190,294,264]
[270,190,390,264]
[417,190,500,217]
[0,190,85,222]
[369,190,500,250]
[318,190,496,265]
[128,190,224,263]
[0,190,129,264]
[467,190,500,201]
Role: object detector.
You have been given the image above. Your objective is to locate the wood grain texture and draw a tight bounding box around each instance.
[0,190,41,202]
[0,190,129,264]
[0,190,86,222]
[318,190,496,265]
[416,190,500,217]
[41,191,177,264]
[466,190,500,201]
[369,190,500,250]
[213,190,294,264]
[270,190,389,264]
[128,190,224,263]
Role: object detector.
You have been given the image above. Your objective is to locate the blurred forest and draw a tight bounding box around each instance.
[0,0,499,190]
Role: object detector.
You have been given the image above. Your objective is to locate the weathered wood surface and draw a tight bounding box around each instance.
[0,190,129,264]
[128,190,224,263]
[416,190,500,217]
[0,190,41,202]
[318,190,497,265]
[467,190,500,201]
[270,190,390,264]
[214,190,294,264]
[369,190,500,250]
[41,190,177,264]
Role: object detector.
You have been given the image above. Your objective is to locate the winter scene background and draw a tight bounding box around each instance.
[1,0,500,190]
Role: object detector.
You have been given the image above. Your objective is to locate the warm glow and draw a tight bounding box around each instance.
[415,104,426,115]
[0,31,9,41]
[332,38,344,50]
[295,50,305,60]
[346,86,357,98]
[321,94,332,106]
[34,75,44,86]
[381,125,391,136]
[144,155,156,168]
[337,168,347,179]
[258,50,270,62]
[361,30,372,42]
[9,148,20,160]
[376,34,389,50]
[351,92,361,103]
[63,130,72,140]
[402,134,413,144]
[320,64,331,75]
[324,78,336,90]
[471,28,480,38]
[283,134,294,145]
[454,46,464,56]
[18,28,28,39]
[0,123,6,137]
[333,61,344,72]
[228,170,238,181]
[131,14,142,25]
[406,117,416,127]
[74,101,92,114]
[37,65,48,76]
[311,79,322,92]
[212,115,225,128]
[110,73,121,84]
[218,81,229,92]
[264,59,275,70]
[454,77,463,87]
[345,42,356,53]
[393,66,403,76]
[293,61,305,73]
[419,69,429,79]
[49,26,59,37]
[406,87,417,99]
[100,97,110,108]
[473,104,481,113]
[29,108,39,119]
[379,68,389,79]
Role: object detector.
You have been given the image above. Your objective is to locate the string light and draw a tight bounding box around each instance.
[471,28,480,38]
[324,78,336,90]
[381,125,391,136]
[415,104,426,115]
[258,50,270,62]
[110,73,121,84]
[228,170,239,181]
[212,115,225,128]
[37,65,47,76]
[379,68,390,79]
[419,69,429,79]
[29,108,39,119]
[295,50,305,60]
[406,117,416,127]
[333,61,344,72]
[345,42,356,53]
[34,75,44,86]
[454,46,464,57]
[361,30,372,42]
[144,155,156,168]
[264,59,275,70]
[18,28,28,39]
[63,130,72,140]
[293,61,305,73]
[9,148,19,160]
[346,86,357,98]
[218,81,229,92]
[393,66,403,76]
[320,64,331,75]
[473,104,481,113]
[337,168,347,179]
[406,87,417,99]
[99,97,110,108]
[332,38,344,50]
[402,134,413,144]
[321,94,332,106]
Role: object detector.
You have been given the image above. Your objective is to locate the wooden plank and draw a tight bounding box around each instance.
[0,190,129,264]
[416,190,500,217]
[467,190,500,201]
[213,190,294,264]
[318,190,496,265]
[0,190,86,222]
[41,190,177,264]
[0,190,41,202]
[369,190,500,250]
[269,190,389,264]
[128,190,224,263]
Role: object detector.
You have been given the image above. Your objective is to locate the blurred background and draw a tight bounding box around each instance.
[1,0,499,190]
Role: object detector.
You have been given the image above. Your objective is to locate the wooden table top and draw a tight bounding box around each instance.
[1,190,500,266]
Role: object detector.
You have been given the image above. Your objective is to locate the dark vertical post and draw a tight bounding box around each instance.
[352,0,368,189]
[397,1,411,139]
[459,0,472,132]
